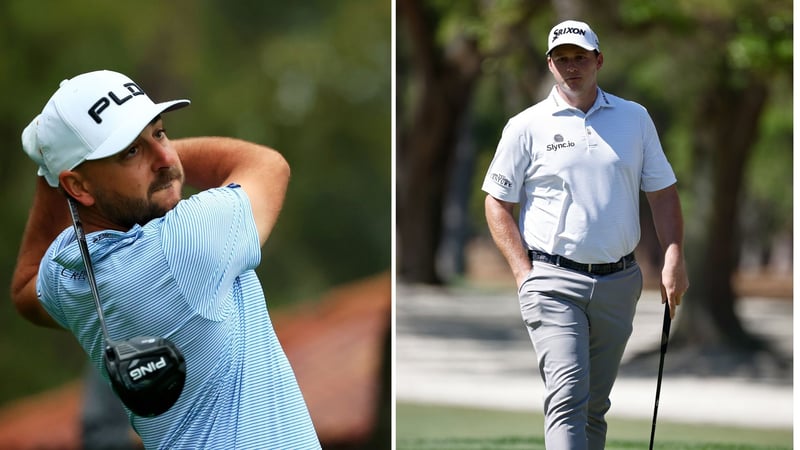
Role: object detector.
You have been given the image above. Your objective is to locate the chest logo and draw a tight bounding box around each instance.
[547,134,576,151]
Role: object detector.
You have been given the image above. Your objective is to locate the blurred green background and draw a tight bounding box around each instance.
[0,0,390,403]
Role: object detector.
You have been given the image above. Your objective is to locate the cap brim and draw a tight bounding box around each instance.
[85,99,190,161]
[546,42,598,56]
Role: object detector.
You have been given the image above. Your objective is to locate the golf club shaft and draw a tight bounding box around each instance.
[649,301,672,450]
[67,197,113,342]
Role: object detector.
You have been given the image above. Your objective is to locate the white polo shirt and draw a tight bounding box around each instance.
[482,86,676,264]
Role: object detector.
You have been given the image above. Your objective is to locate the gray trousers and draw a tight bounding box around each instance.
[518,260,643,450]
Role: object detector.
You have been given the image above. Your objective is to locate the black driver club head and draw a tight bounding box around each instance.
[104,336,186,417]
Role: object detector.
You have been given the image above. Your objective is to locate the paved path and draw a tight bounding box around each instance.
[396,283,793,429]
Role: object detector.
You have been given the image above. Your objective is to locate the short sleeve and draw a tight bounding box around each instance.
[36,251,69,328]
[482,119,530,203]
[162,185,261,320]
[640,112,677,192]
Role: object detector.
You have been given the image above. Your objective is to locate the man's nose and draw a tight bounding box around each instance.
[566,60,579,71]
[151,142,179,169]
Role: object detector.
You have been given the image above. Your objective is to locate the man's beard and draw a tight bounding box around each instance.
[95,168,184,230]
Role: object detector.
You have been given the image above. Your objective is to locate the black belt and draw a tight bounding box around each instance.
[528,250,635,276]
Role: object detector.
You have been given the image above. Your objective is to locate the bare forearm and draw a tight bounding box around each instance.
[11,177,69,328]
[173,137,287,189]
[646,184,689,318]
[646,184,685,259]
[173,137,290,245]
[485,195,531,287]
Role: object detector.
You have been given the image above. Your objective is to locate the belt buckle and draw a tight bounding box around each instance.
[587,263,593,273]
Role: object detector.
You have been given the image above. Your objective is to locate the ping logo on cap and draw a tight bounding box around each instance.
[88,82,145,124]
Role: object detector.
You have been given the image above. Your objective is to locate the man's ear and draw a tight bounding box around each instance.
[596,52,604,70]
[59,171,95,206]
[547,56,557,75]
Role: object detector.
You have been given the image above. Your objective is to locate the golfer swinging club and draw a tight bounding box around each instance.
[11,70,321,449]
[482,20,689,449]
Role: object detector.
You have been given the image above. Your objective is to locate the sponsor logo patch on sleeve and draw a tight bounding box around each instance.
[490,173,513,188]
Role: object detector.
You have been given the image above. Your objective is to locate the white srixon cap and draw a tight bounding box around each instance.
[22,70,190,187]
[546,20,600,55]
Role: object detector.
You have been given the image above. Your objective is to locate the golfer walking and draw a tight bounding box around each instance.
[482,20,688,449]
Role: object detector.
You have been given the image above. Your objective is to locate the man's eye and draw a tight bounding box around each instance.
[155,128,167,139]
[124,146,139,159]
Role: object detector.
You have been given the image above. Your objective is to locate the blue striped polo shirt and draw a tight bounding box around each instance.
[37,185,320,449]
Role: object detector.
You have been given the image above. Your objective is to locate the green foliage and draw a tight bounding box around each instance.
[727,4,792,73]
[427,0,538,57]
[618,0,694,26]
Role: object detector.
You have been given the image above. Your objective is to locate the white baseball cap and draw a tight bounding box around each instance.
[546,20,600,55]
[21,70,190,187]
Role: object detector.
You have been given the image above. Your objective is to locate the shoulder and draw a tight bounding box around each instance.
[512,95,554,121]
[503,98,553,136]
[157,184,258,254]
[160,183,259,250]
[602,90,650,117]
[169,184,252,224]
[183,183,249,208]
[38,227,74,297]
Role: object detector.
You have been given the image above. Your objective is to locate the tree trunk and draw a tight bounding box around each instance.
[673,71,769,350]
[396,0,482,283]
[437,110,477,281]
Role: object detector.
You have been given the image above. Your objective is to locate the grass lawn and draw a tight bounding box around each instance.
[396,403,792,450]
